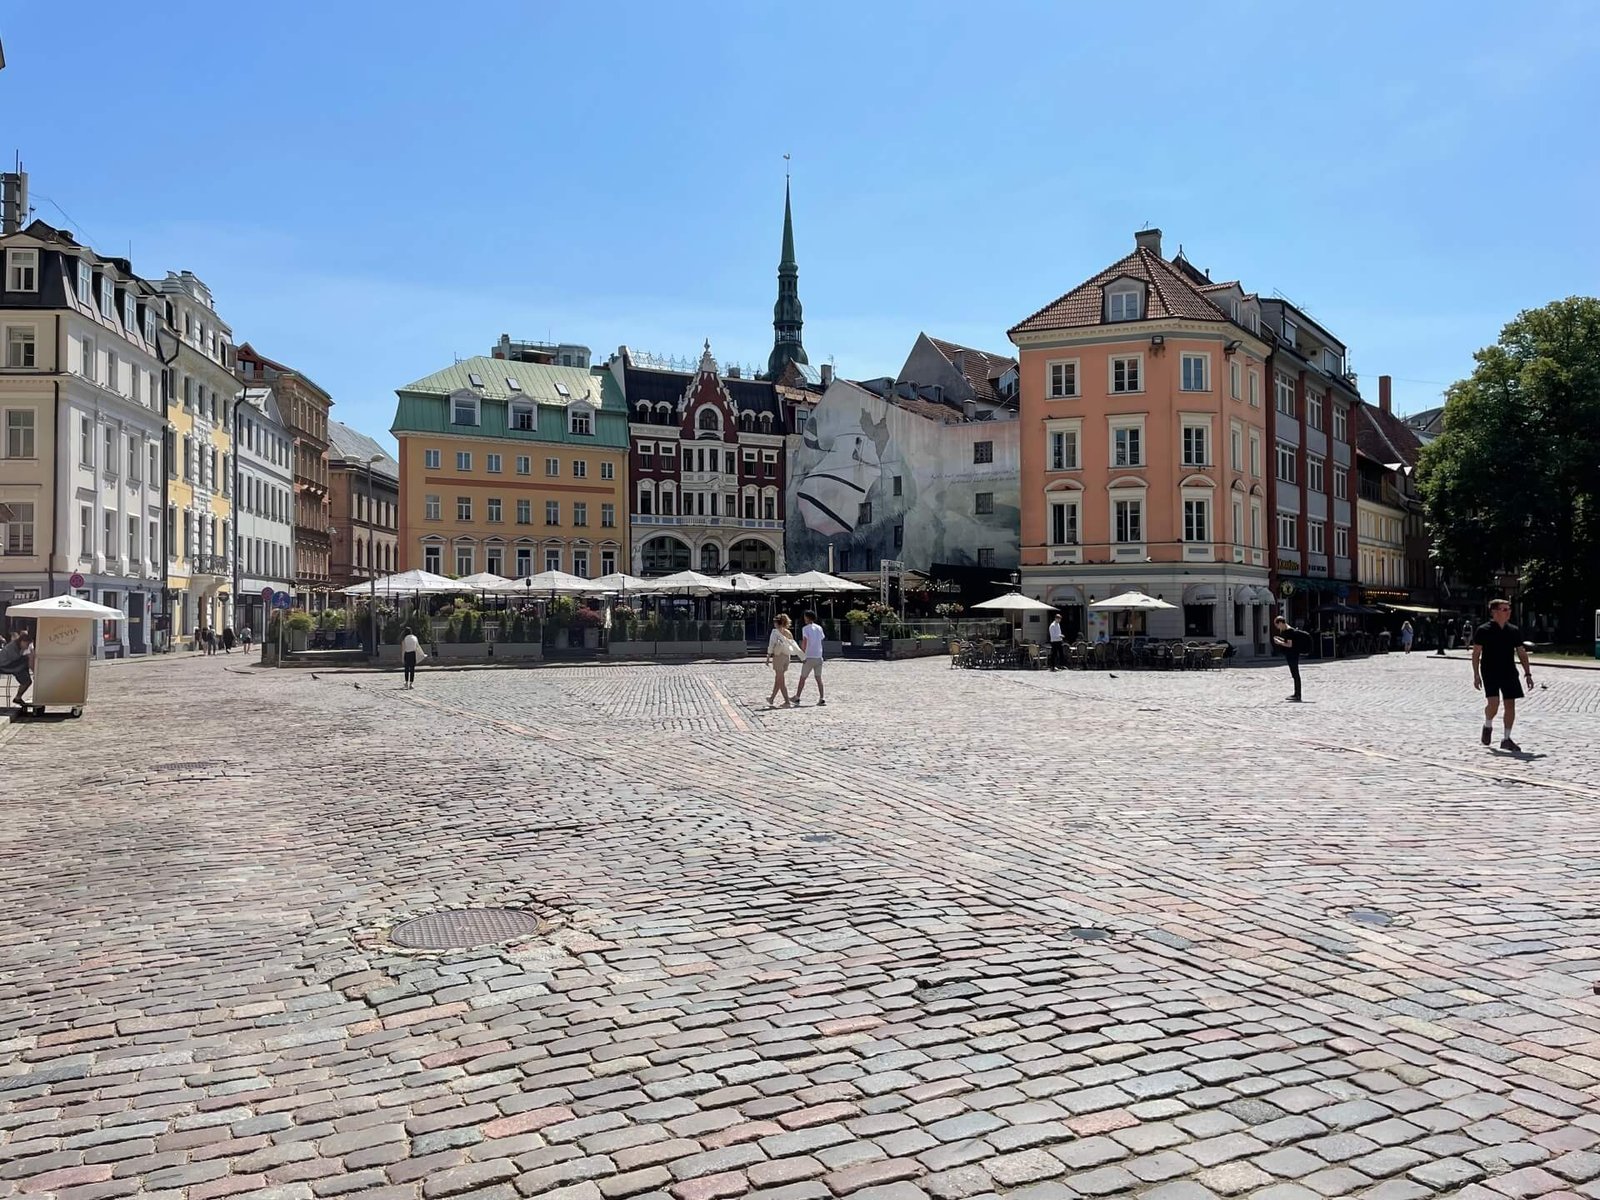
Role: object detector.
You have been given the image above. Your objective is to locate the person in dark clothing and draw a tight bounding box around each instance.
[0,631,33,705]
[1272,616,1310,701]
[223,627,235,654]
[1472,598,1534,752]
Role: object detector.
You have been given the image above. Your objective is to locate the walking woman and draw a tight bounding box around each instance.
[401,629,423,690]
[766,613,800,708]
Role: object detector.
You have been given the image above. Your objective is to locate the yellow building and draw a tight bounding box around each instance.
[158,272,237,644]
[393,358,629,580]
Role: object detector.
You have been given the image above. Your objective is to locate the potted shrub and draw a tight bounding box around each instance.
[844,608,870,648]
[286,610,314,652]
[611,603,637,642]
[576,606,604,649]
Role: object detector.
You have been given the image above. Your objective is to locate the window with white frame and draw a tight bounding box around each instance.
[1275,374,1295,417]
[456,546,474,575]
[1332,405,1347,443]
[80,416,95,467]
[1306,391,1324,431]
[79,505,92,557]
[1047,359,1079,398]
[516,498,531,524]
[573,502,588,527]
[510,401,535,431]
[1307,520,1326,554]
[5,249,38,292]
[544,548,561,572]
[5,409,35,458]
[1110,356,1142,393]
[1333,467,1348,500]
[456,495,472,521]
[487,498,502,523]
[1230,424,1242,471]
[455,450,471,471]
[1106,286,1142,322]
[1180,353,1209,392]
[600,461,614,480]
[545,500,560,525]
[486,453,502,473]
[601,503,615,528]
[1181,421,1210,466]
[1232,496,1244,545]
[1276,443,1296,483]
[1248,370,1260,407]
[423,544,443,573]
[572,549,589,578]
[573,459,588,479]
[452,393,479,426]
[1048,497,1079,545]
[0,501,34,555]
[5,326,35,368]
[128,438,140,480]
[1306,455,1325,493]
[569,407,593,436]
[1334,525,1349,558]
[1047,420,1081,471]
[1282,318,1297,345]
[1183,497,1210,543]
[99,277,114,318]
[1277,512,1298,550]
[516,455,530,475]
[1249,430,1262,476]
[1251,498,1263,548]
[1230,360,1241,399]
[424,494,441,520]
[1113,496,1143,543]
[1110,417,1144,467]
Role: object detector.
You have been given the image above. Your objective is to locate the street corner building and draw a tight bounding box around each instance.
[605,341,789,577]
[0,220,171,654]
[392,356,628,581]
[1008,228,1286,651]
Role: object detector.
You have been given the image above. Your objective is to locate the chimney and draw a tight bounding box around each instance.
[963,399,977,421]
[1134,227,1162,256]
[820,363,833,386]
[1,165,28,235]
[1379,374,1392,415]
[726,364,741,378]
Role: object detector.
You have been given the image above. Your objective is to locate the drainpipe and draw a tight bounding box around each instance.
[48,313,60,599]
[154,323,180,650]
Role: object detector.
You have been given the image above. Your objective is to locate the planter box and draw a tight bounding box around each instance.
[613,640,746,659]
[886,637,948,660]
[487,642,543,661]
[433,644,491,659]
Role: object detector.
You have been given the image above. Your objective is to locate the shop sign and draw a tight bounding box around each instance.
[1275,558,1299,572]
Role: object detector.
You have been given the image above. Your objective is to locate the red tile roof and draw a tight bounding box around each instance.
[1357,403,1425,468]
[925,336,1018,409]
[1008,247,1232,337]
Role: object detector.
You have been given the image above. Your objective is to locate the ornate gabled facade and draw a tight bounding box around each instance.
[766,181,808,380]
[612,342,787,576]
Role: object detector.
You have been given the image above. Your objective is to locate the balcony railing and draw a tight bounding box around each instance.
[631,515,783,531]
[192,553,229,576]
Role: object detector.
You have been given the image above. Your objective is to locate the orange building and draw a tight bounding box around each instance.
[1008,229,1275,651]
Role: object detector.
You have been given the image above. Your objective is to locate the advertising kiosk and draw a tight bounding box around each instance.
[6,594,126,719]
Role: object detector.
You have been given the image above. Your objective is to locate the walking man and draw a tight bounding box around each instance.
[1272,615,1309,701]
[1047,611,1065,671]
[1472,598,1534,752]
[793,610,827,706]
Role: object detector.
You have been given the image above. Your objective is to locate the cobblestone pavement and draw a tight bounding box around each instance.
[3,652,1599,1200]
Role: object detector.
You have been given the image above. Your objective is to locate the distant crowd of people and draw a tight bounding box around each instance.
[192,625,252,655]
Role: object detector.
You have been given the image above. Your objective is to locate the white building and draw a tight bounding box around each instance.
[234,385,295,638]
[0,220,168,655]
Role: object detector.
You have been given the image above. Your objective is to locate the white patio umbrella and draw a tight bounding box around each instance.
[1088,590,1177,611]
[766,570,869,594]
[585,572,651,594]
[456,571,513,593]
[725,573,771,592]
[340,569,459,598]
[972,592,1056,614]
[6,593,127,619]
[506,569,592,595]
[649,570,738,594]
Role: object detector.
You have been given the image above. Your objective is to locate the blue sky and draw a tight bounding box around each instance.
[4,1,1597,444]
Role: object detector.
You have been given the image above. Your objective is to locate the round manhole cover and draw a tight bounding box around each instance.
[1347,907,1395,927]
[391,908,543,950]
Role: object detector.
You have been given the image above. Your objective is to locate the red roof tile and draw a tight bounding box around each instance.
[1008,247,1232,337]
[925,336,1019,409]
[1357,403,1425,468]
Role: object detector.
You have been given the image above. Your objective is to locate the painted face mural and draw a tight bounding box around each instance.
[794,417,887,536]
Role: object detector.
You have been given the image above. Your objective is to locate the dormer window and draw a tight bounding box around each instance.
[510,400,535,431]
[99,277,115,317]
[1106,285,1142,322]
[123,293,136,330]
[5,249,38,293]
[451,391,480,426]
[697,408,720,433]
[568,405,593,436]
[77,260,93,304]
[1282,319,1297,346]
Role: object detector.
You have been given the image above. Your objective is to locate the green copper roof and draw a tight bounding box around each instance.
[780,179,797,270]
[392,357,628,448]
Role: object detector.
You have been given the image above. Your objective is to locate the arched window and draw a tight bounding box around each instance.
[728,538,775,572]
[759,412,773,433]
[641,536,690,575]
[697,407,719,433]
[700,543,721,572]
[740,412,755,432]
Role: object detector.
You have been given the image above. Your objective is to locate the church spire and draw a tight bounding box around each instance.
[767,171,808,379]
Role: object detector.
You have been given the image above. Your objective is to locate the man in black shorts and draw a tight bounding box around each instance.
[1471,598,1534,752]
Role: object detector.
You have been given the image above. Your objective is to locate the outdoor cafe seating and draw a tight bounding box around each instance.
[953,635,1231,671]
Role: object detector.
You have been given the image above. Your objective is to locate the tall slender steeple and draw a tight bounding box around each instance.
[767,174,808,379]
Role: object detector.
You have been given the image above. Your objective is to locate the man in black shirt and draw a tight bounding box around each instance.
[1472,598,1534,751]
[1272,615,1310,702]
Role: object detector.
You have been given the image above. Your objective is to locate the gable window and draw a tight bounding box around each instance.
[1110,356,1142,393]
[1276,443,1296,484]
[455,451,471,471]
[974,493,994,516]
[697,408,719,433]
[569,408,593,436]
[510,401,535,431]
[1181,422,1209,467]
[452,394,479,426]
[1047,360,1079,398]
[1049,499,1079,546]
[424,448,441,469]
[973,440,993,464]
[1107,287,1142,322]
[5,249,38,293]
[1180,353,1209,392]
[423,544,442,573]
[1282,319,1297,346]
[456,546,474,576]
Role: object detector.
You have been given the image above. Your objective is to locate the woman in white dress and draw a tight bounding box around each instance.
[766,613,800,708]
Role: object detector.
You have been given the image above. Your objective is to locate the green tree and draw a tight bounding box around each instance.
[1417,296,1600,637]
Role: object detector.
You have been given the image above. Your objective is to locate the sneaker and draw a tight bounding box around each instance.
[1287,695,1302,702]
[1481,726,1492,746]
[818,699,827,706]
[1501,737,1522,753]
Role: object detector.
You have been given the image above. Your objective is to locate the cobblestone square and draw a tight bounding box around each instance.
[3,653,1598,1200]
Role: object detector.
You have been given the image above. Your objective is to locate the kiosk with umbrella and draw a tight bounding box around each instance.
[971,591,1057,665]
[5,593,127,718]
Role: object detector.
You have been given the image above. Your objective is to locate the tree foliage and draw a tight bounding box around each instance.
[1417,297,1600,635]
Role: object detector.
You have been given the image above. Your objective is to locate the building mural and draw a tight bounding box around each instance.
[785,380,1020,575]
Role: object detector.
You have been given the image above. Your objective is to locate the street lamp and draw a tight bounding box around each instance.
[344,453,384,657]
[1431,548,1446,656]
